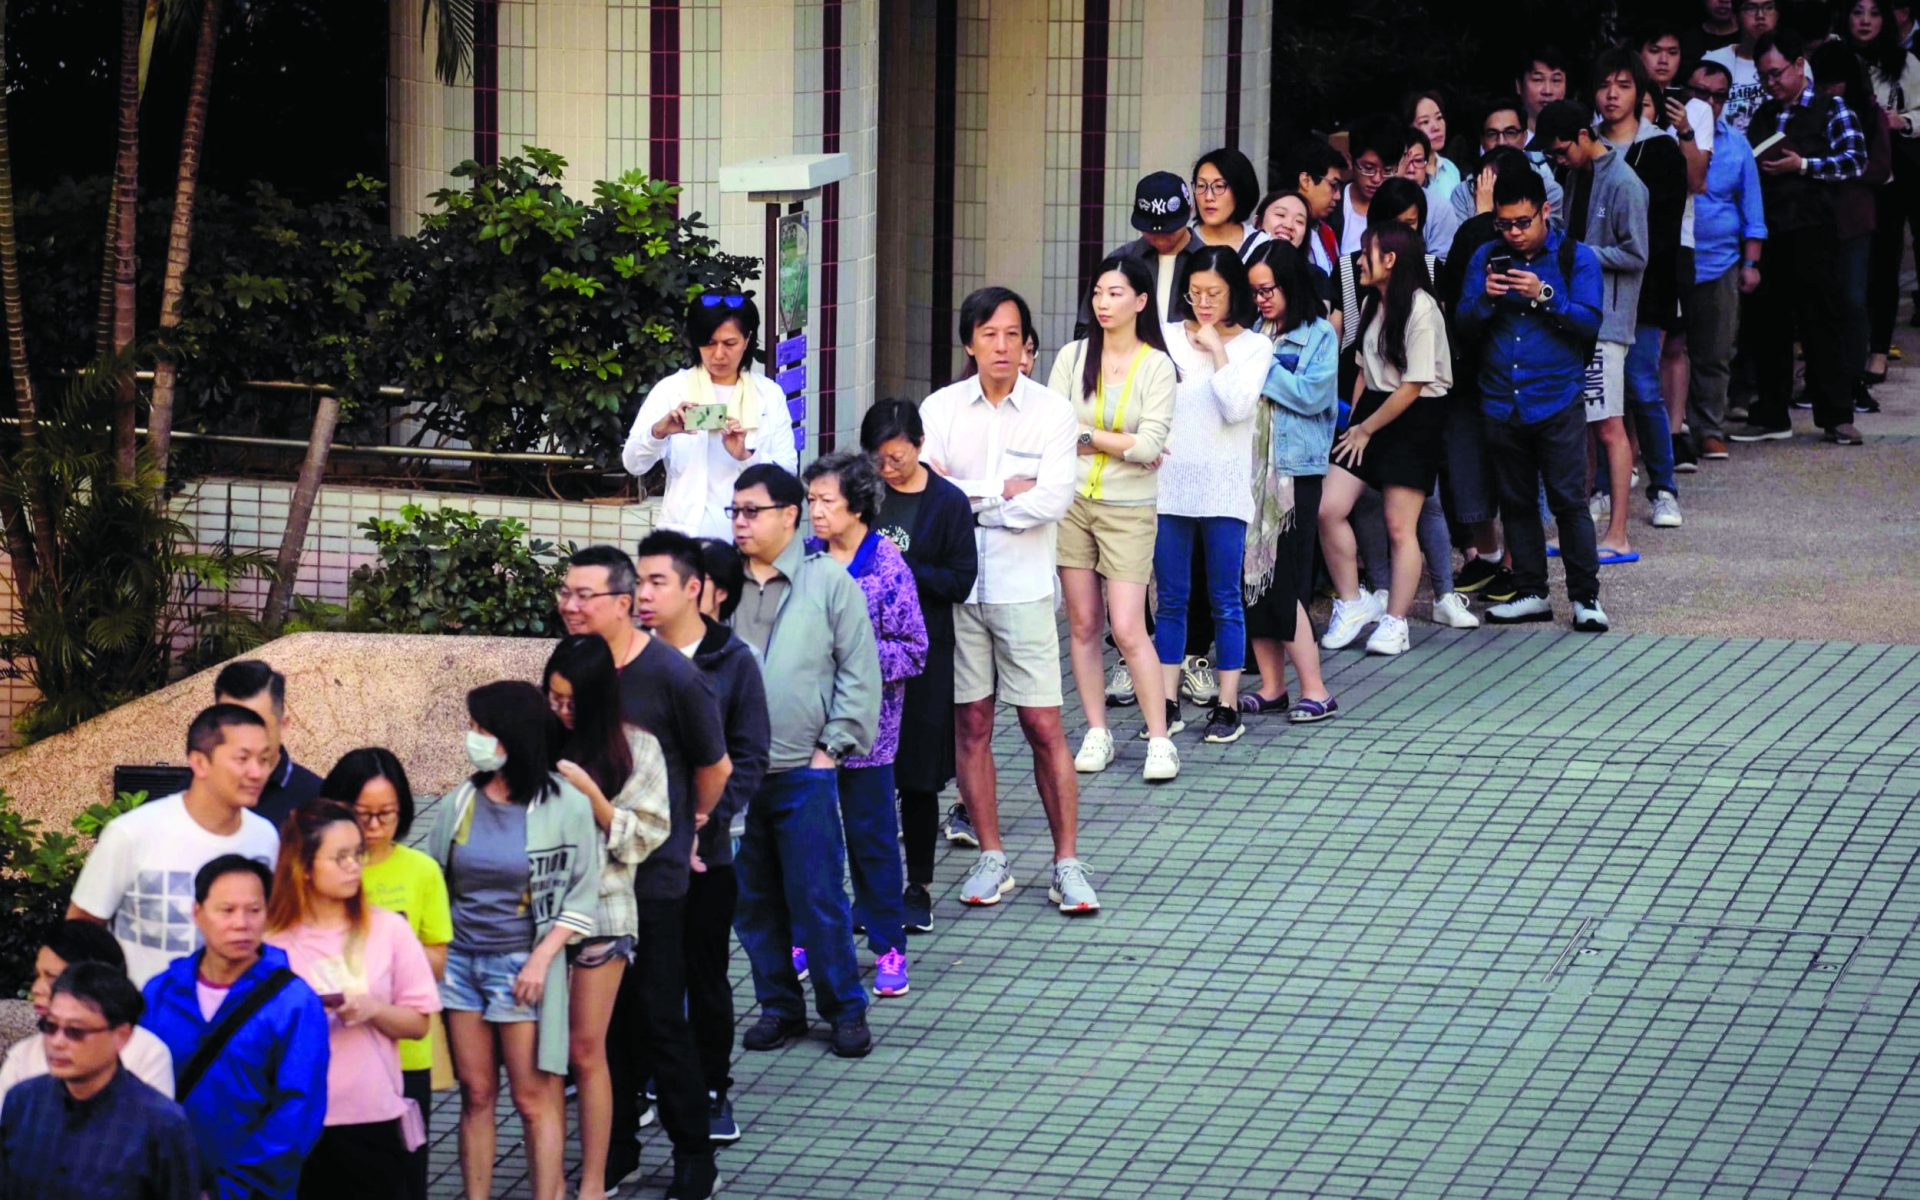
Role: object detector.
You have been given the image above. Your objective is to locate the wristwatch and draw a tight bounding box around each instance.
[1677,128,1695,143]
[815,740,844,763]
[1742,258,1761,270]
[1530,282,1555,309]
[1078,430,1093,447]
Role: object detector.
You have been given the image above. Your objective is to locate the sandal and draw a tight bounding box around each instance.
[1288,696,1339,724]
[1238,692,1290,715]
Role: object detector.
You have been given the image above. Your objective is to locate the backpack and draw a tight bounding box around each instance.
[1553,234,1598,363]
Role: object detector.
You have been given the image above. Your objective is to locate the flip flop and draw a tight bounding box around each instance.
[1597,548,1640,565]
[1546,542,1561,558]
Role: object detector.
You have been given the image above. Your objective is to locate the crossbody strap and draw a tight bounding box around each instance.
[175,967,297,1102]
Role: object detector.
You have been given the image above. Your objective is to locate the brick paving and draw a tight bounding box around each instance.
[422,625,1920,1199]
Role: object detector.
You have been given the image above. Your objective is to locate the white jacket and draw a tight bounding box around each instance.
[622,368,799,538]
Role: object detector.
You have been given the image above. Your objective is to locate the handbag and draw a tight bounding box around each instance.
[174,967,297,1101]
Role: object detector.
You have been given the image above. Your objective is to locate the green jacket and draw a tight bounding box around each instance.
[427,775,601,1075]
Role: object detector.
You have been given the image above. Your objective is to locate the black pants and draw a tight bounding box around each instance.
[401,1067,432,1200]
[610,895,711,1157]
[900,788,939,885]
[684,865,737,1098]
[1870,179,1907,355]
[1749,223,1851,431]
[299,1120,408,1200]
[1485,402,1599,606]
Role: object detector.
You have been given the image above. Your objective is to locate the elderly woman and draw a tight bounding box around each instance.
[802,450,928,1000]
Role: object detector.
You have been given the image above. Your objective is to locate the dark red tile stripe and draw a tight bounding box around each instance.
[819,0,842,453]
[930,0,958,387]
[474,0,499,166]
[649,0,681,209]
[1225,0,1243,150]
[1077,0,1110,301]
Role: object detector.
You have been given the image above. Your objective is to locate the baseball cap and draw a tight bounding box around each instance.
[1528,100,1594,153]
[1131,172,1194,233]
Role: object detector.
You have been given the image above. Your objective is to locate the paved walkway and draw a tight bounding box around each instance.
[419,622,1920,1199]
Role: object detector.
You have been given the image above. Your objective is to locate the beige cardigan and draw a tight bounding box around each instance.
[1047,340,1178,507]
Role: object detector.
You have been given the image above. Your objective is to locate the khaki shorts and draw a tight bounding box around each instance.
[1056,496,1158,584]
[953,598,1064,708]
[1583,340,1628,423]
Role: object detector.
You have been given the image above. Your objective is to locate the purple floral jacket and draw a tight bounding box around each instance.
[810,532,927,766]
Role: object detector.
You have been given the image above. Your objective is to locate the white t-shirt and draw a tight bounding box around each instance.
[1705,48,1811,134]
[69,793,280,986]
[1676,99,1716,249]
[1155,254,1178,323]
[1338,185,1370,256]
[0,1025,175,1104]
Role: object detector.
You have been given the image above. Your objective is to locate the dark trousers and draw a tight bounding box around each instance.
[610,896,711,1157]
[1750,223,1851,431]
[298,1120,408,1200]
[900,788,939,885]
[1686,266,1742,442]
[684,864,737,1098]
[840,763,906,956]
[1485,402,1599,605]
[1870,180,1907,354]
[735,767,867,1023]
[401,1067,431,1200]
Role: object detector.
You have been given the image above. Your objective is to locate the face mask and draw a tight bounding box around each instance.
[465,731,507,772]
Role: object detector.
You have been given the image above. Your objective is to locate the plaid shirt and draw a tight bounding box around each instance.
[0,1067,201,1200]
[1775,80,1868,182]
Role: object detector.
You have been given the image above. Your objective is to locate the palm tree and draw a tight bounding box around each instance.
[98,0,146,481]
[0,0,55,586]
[422,0,478,86]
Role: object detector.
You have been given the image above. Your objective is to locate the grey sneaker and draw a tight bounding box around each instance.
[1104,663,1137,707]
[959,852,1014,906]
[1572,600,1610,633]
[942,803,978,848]
[1650,490,1682,528]
[1180,656,1217,704]
[1049,859,1101,915]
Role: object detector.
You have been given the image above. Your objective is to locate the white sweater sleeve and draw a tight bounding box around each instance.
[622,373,686,476]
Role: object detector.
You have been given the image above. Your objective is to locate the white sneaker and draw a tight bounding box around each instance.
[1487,594,1553,624]
[1573,600,1610,632]
[1432,592,1481,629]
[1142,736,1180,782]
[1588,493,1611,525]
[1650,490,1682,528]
[1179,656,1217,704]
[1365,614,1411,655]
[1104,663,1136,707]
[1073,727,1115,773]
[1320,592,1384,650]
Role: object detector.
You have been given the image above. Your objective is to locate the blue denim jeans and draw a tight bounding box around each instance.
[838,763,905,957]
[1625,323,1677,498]
[1152,514,1246,671]
[733,767,867,1023]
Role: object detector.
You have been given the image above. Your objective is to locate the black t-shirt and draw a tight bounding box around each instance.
[618,634,728,900]
[876,485,926,557]
[1679,25,1739,70]
[253,752,322,832]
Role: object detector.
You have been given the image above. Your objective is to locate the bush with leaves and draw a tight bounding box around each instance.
[0,788,145,997]
[346,503,568,636]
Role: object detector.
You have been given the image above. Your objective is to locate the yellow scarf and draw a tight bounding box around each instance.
[687,368,760,431]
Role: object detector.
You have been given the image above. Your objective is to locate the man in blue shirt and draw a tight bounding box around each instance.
[1683,60,1767,460]
[1455,169,1610,633]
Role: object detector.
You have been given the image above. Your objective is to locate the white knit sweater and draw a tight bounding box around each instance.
[1154,323,1274,522]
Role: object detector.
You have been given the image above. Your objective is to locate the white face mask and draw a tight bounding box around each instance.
[465,731,507,773]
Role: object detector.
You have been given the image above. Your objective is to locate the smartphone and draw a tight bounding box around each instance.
[1662,87,1690,125]
[1487,253,1514,278]
[685,403,729,432]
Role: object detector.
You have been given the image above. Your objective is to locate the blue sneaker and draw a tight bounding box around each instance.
[874,948,910,997]
[790,946,808,982]
[942,803,978,848]
[708,1090,741,1144]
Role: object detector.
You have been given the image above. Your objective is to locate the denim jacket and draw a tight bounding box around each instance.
[1259,317,1338,477]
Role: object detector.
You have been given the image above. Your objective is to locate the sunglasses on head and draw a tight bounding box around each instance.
[699,294,747,309]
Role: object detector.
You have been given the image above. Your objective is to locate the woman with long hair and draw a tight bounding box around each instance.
[1192,147,1271,260]
[266,801,439,1200]
[1837,0,1920,390]
[1809,39,1895,413]
[1318,223,1454,659]
[1155,244,1274,744]
[1403,89,1464,199]
[324,748,448,1200]
[1241,241,1339,723]
[1045,253,1180,780]
[1254,190,1334,307]
[542,636,669,1200]
[427,681,600,1200]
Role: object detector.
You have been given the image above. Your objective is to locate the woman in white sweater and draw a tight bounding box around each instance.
[1154,245,1273,746]
[622,294,797,538]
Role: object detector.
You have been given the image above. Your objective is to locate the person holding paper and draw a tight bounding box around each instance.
[624,294,799,539]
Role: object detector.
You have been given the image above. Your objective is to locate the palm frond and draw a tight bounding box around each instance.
[421,0,477,86]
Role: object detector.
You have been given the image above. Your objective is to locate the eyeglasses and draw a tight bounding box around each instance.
[555,587,625,606]
[37,1017,111,1042]
[1758,64,1794,86]
[327,848,368,869]
[354,808,400,827]
[1192,179,1233,198]
[1491,215,1538,233]
[698,294,746,309]
[1251,284,1279,300]
[725,502,795,521]
[1401,154,1429,170]
[1483,125,1527,145]
[1689,85,1731,104]
[1184,289,1227,306]
[1740,1,1775,13]
[1354,160,1388,180]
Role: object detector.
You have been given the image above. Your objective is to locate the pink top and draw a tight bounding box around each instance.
[267,907,442,1126]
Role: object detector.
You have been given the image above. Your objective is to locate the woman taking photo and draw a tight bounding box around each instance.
[543,635,670,1200]
[623,293,800,538]
[266,802,440,1200]
[1240,242,1339,723]
[860,400,977,931]
[428,680,600,1200]
[1318,223,1454,659]
[1045,254,1179,780]
[326,748,449,1200]
[802,450,927,998]
[1192,147,1271,260]
[1155,244,1274,745]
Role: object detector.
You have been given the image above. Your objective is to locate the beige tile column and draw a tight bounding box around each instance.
[981,0,1051,316]
[534,0,609,196]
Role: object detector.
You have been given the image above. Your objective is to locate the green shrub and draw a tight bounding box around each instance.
[347,503,569,636]
[0,789,145,997]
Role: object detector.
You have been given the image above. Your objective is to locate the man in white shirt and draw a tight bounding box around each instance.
[1705,0,1786,133]
[67,705,280,986]
[919,287,1099,917]
[0,921,174,1103]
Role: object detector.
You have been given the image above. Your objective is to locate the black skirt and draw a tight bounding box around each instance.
[1246,474,1324,643]
[1345,387,1444,493]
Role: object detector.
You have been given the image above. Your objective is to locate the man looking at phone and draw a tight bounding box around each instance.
[1455,170,1608,633]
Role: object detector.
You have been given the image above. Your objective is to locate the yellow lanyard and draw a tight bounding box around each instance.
[1084,345,1148,500]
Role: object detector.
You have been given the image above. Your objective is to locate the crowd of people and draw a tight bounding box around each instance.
[0,4,1914,1200]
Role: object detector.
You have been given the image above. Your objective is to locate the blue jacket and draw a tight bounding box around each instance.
[141,946,329,1200]
[1694,119,1768,283]
[1259,317,1338,476]
[1455,231,1605,425]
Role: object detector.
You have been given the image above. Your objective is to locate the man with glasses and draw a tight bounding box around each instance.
[1684,60,1767,460]
[0,922,175,1105]
[0,963,201,1199]
[560,543,730,1192]
[725,462,881,1060]
[1282,137,1348,273]
[1733,28,1865,445]
[1706,0,1784,133]
[1447,100,1567,241]
[1336,116,1405,256]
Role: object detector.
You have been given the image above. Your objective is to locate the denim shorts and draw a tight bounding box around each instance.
[568,935,634,970]
[441,946,537,1023]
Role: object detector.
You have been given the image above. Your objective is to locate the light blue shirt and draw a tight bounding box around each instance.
[1693,117,1768,283]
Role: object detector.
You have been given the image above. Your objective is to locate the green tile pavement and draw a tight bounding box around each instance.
[421,627,1920,1198]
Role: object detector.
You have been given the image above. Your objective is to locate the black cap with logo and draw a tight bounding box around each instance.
[1131,171,1194,233]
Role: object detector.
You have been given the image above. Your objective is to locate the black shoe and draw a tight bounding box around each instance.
[666,1151,720,1200]
[1202,705,1244,744]
[741,1012,807,1051]
[604,1140,642,1196]
[1136,697,1185,740]
[708,1090,742,1144]
[1854,381,1881,414]
[1482,567,1520,603]
[1672,431,1698,474]
[1454,557,1502,594]
[903,883,934,934]
[830,1015,873,1058]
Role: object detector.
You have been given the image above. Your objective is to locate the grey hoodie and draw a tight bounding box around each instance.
[1565,144,1650,345]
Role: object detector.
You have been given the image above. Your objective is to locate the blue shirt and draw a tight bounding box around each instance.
[1454,231,1605,424]
[0,1066,201,1200]
[1694,118,1768,283]
[1259,317,1338,476]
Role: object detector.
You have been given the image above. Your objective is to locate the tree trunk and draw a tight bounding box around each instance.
[0,0,52,585]
[102,0,142,480]
[261,390,340,631]
[149,0,220,485]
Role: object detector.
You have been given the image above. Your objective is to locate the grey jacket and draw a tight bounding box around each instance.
[1568,145,1650,345]
[731,531,881,772]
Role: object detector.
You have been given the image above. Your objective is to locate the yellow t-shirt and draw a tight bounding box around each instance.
[360,843,453,1072]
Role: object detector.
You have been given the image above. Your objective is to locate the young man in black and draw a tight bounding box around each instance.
[212,660,322,830]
